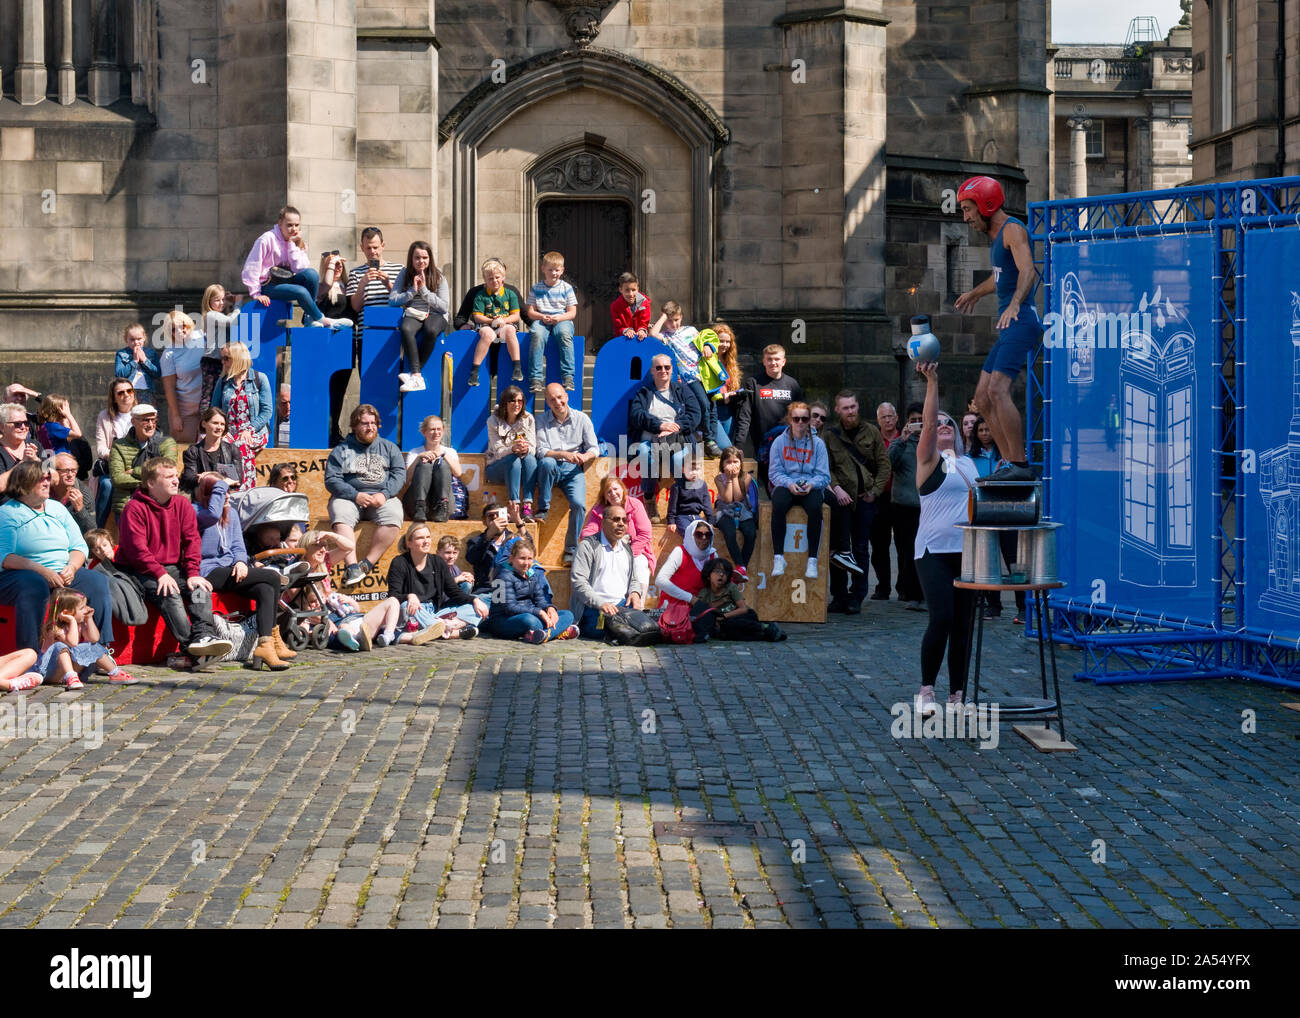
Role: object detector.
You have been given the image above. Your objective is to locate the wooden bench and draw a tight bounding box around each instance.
[251,448,828,621]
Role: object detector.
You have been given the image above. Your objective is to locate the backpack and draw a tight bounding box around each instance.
[604,608,662,646]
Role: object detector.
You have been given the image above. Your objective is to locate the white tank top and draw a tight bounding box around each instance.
[914,452,976,558]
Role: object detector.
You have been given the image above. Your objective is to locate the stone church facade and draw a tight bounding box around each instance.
[0,0,1049,416]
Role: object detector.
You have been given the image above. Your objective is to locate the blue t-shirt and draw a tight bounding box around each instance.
[0,498,88,571]
[160,343,207,404]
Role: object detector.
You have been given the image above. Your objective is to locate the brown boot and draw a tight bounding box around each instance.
[249,635,289,671]
[271,627,298,659]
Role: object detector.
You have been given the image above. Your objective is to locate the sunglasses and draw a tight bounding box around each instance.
[810,412,826,419]
[6,420,28,429]
[791,416,809,422]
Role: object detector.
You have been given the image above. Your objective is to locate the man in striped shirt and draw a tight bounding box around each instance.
[329,227,402,443]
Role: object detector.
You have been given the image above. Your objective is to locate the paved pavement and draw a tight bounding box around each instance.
[0,600,1296,930]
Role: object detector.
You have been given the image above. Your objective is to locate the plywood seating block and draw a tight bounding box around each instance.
[751,502,830,624]
[253,447,755,602]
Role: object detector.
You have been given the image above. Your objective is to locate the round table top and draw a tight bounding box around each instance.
[953,579,1067,592]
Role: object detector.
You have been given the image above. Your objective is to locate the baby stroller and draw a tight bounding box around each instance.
[237,486,332,651]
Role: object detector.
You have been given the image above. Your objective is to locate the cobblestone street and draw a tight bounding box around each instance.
[1,603,1296,930]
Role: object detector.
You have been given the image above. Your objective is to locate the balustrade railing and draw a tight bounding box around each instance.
[1,0,156,112]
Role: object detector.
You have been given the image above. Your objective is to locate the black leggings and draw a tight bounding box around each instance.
[205,565,282,637]
[770,486,824,557]
[403,457,452,514]
[915,550,976,694]
[716,512,756,566]
[400,313,447,374]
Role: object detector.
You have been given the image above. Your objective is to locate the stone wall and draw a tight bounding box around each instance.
[0,0,1052,428]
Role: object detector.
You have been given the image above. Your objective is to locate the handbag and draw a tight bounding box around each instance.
[657,598,697,645]
[267,266,294,284]
[604,607,661,646]
[404,306,429,322]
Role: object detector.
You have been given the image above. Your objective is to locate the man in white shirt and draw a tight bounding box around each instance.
[569,505,645,637]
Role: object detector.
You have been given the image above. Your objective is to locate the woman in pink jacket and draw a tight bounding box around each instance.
[240,205,348,329]
[581,475,654,591]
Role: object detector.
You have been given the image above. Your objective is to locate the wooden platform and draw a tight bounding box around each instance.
[752,502,831,624]
[247,447,832,623]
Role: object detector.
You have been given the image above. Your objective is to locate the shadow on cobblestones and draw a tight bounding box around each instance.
[0,602,1297,930]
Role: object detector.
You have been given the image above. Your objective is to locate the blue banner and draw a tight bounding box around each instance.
[1242,229,1300,637]
[1048,236,1216,622]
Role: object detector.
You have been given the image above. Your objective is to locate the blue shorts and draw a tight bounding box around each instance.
[983,312,1043,379]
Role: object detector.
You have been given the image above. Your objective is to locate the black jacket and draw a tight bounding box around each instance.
[628,379,701,442]
[733,371,803,452]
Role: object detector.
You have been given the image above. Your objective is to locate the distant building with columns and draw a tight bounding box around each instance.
[1051,21,1193,201]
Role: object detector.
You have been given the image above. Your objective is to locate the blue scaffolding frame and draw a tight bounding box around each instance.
[1027,176,1300,690]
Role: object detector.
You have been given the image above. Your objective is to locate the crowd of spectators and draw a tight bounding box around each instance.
[0,207,1006,685]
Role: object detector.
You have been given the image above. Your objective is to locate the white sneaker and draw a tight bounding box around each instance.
[412,373,426,391]
[804,557,818,579]
[398,372,414,391]
[188,635,233,659]
[321,316,352,329]
[771,555,786,577]
[915,685,937,717]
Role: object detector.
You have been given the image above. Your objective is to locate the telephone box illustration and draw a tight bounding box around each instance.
[1060,271,1095,384]
[1119,290,1197,587]
[1259,293,1300,616]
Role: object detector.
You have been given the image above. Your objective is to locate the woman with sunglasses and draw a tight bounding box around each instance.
[768,401,831,580]
[654,519,719,644]
[485,385,538,525]
[0,401,40,493]
[809,403,830,434]
[911,361,979,715]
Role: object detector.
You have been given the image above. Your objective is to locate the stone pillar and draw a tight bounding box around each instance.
[16,0,48,105]
[58,0,76,104]
[285,0,357,258]
[88,0,121,107]
[1067,116,1092,199]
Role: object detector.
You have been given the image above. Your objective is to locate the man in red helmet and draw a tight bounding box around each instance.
[954,175,1040,482]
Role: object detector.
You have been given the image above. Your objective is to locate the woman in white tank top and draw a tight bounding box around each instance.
[912,361,979,716]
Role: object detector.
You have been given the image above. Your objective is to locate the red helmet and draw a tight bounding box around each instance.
[958,176,1004,217]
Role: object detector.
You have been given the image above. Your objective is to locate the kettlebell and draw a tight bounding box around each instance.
[907,315,940,363]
